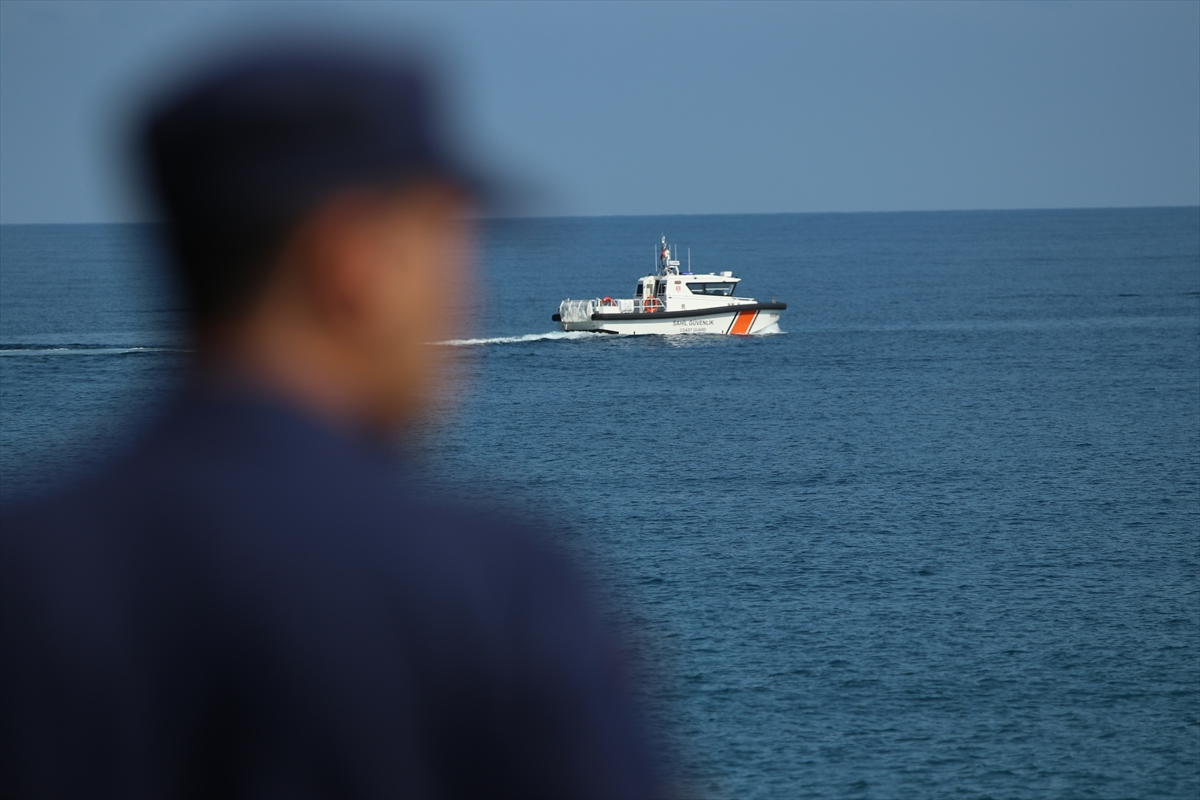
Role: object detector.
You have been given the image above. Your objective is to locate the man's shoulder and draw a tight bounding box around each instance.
[2,393,577,607]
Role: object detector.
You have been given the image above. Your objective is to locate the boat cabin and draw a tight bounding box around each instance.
[632,237,745,312]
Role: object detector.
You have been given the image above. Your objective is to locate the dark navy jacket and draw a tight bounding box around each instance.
[1,391,664,799]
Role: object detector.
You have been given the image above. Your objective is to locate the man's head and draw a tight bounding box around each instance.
[140,45,478,431]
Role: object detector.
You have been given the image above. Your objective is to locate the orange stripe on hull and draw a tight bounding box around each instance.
[729,310,757,335]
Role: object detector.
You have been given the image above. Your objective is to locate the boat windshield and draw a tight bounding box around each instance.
[687,282,737,296]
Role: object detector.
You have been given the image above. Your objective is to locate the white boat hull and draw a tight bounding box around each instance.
[556,304,784,336]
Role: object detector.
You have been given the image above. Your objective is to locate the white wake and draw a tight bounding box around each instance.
[0,346,189,357]
[431,331,600,347]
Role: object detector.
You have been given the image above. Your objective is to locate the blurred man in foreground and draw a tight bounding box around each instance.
[1,45,666,799]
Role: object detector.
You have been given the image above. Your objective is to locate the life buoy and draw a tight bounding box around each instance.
[644,297,662,313]
[600,296,616,306]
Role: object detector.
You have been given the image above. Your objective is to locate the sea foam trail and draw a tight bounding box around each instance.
[432,327,787,346]
[431,331,599,346]
[0,346,190,357]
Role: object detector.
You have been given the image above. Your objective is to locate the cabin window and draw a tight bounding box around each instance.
[635,284,643,297]
[687,282,737,296]
[656,281,666,296]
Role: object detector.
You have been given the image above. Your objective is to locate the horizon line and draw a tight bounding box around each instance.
[2,203,1198,226]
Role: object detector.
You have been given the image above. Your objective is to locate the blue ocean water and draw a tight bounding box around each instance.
[2,209,1198,798]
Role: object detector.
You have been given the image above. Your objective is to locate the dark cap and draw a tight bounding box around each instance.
[143,45,481,232]
[139,44,481,321]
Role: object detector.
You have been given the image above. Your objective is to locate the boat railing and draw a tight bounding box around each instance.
[559,297,667,321]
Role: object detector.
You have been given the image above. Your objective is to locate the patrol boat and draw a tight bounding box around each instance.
[552,236,786,335]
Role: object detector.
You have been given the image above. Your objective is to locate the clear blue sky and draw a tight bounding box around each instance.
[1,0,1197,223]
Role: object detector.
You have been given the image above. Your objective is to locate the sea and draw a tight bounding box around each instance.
[2,208,1198,799]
